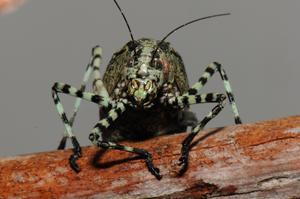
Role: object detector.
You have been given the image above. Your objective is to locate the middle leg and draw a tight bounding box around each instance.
[176,93,227,165]
[187,62,242,124]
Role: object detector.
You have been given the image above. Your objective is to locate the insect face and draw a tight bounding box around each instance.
[124,41,170,108]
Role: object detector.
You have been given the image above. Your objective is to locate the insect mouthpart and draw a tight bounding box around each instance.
[127,77,157,107]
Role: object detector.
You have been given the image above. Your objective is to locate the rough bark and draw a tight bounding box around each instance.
[1,115,300,198]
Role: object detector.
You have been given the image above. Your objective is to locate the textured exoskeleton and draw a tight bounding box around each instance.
[100,38,198,142]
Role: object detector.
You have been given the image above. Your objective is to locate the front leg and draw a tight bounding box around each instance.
[88,102,163,180]
[187,62,242,124]
[90,139,162,180]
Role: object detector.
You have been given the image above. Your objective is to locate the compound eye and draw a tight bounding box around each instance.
[126,57,134,67]
[155,60,163,70]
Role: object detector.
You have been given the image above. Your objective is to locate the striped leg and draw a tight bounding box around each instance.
[51,82,111,172]
[177,62,242,166]
[91,46,109,98]
[186,62,242,124]
[88,102,163,180]
[175,93,226,166]
[57,46,108,150]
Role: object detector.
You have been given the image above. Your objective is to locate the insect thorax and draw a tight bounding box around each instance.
[100,38,194,142]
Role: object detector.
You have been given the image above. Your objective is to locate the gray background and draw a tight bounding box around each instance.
[0,1,299,157]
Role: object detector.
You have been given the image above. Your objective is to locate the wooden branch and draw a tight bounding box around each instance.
[1,115,300,198]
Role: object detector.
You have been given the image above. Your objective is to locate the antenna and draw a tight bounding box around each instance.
[150,13,230,64]
[113,0,137,57]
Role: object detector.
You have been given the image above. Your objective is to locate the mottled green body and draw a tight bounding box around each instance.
[99,38,195,142]
[102,38,189,95]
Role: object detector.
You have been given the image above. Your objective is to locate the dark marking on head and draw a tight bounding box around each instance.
[126,40,139,55]
[158,41,169,52]
[135,48,143,58]
[114,48,126,58]
[151,50,160,60]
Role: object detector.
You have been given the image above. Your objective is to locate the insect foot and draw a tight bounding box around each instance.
[138,149,162,180]
[89,132,162,180]
[178,133,196,166]
[69,137,82,173]
[178,147,189,167]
